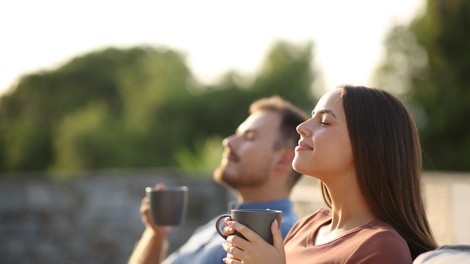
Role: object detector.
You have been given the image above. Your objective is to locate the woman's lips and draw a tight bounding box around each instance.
[296,141,313,151]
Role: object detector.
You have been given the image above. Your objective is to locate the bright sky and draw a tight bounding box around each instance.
[0,0,424,96]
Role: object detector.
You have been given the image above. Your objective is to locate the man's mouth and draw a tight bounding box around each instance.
[224,151,239,162]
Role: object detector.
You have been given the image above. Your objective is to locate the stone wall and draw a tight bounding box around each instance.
[421,171,470,245]
[1,170,469,263]
[0,170,231,264]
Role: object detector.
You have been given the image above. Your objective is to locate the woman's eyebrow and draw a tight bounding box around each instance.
[311,109,337,118]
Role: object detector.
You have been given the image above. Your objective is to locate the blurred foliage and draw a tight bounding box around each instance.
[0,41,317,179]
[174,136,224,176]
[374,0,470,171]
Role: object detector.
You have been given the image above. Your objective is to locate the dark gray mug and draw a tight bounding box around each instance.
[145,186,188,226]
[215,209,282,245]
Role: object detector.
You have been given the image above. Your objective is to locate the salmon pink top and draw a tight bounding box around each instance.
[284,208,412,264]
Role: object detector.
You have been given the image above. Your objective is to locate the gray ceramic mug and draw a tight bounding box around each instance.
[215,209,282,245]
[145,186,188,226]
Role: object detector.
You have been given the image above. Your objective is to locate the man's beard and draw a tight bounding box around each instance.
[213,162,268,189]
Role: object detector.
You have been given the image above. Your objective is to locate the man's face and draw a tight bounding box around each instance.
[213,111,282,190]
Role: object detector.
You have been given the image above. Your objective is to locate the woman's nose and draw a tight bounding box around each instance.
[296,119,312,136]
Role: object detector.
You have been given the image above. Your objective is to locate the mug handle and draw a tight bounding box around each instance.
[214,214,231,239]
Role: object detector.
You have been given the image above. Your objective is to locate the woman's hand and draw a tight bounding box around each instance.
[221,219,285,264]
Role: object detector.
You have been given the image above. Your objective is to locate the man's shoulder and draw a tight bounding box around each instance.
[413,245,470,264]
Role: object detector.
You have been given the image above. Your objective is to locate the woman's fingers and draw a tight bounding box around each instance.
[222,219,236,236]
[223,255,243,264]
[223,242,244,259]
[222,227,255,262]
[271,220,284,249]
[226,233,252,252]
[228,221,265,245]
[220,220,286,264]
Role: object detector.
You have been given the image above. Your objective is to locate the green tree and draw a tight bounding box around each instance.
[0,40,318,178]
[374,0,470,171]
[51,102,117,173]
[0,46,193,176]
[252,41,315,111]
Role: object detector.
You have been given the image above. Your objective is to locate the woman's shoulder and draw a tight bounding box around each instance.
[350,218,412,262]
[363,218,407,242]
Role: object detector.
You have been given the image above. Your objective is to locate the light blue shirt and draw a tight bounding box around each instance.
[163,199,297,264]
[413,245,470,264]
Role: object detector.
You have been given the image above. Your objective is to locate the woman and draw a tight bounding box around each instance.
[221,85,437,263]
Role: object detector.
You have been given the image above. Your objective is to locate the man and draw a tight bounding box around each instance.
[413,245,470,264]
[129,96,308,264]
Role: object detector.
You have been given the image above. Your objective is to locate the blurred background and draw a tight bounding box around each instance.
[1,0,469,263]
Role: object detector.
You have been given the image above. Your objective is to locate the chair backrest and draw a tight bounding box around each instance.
[413,245,470,264]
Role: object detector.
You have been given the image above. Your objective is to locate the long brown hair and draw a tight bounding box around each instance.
[321,85,437,259]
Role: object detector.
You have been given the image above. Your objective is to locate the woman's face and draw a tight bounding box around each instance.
[293,89,354,182]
